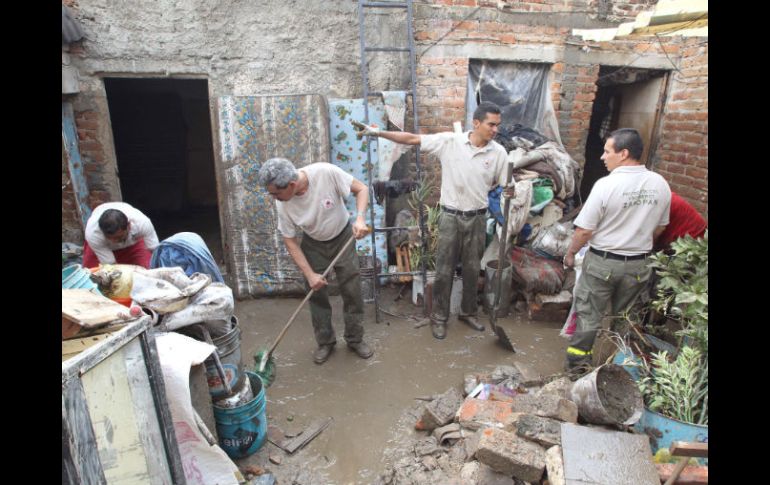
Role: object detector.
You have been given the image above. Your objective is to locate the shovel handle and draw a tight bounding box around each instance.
[491,162,514,329]
[265,235,358,357]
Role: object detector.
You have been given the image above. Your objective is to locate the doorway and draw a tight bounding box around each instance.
[103,78,224,268]
[580,66,669,201]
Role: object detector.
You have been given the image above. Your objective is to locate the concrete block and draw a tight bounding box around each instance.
[510,394,578,423]
[545,446,565,485]
[538,377,573,400]
[419,387,464,431]
[514,415,562,447]
[461,460,516,485]
[457,398,523,431]
[474,428,546,483]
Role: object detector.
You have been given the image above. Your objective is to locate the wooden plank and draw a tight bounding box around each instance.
[62,333,114,362]
[670,441,708,458]
[62,378,107,484]
[282,417,334,454]
[656,463,708,485]
[62,316,151,384]
[140,331,187,485]
[62,289,134,327]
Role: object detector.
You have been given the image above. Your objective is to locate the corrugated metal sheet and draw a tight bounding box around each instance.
[217,95,331,298]
[62,5,85,44]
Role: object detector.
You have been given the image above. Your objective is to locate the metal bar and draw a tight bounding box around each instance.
[140,331,187,485]
[358,0,380,323]
[362,2,408,7]
[406,0,429,316]
[365,47,410,52]
[378,271,421,276]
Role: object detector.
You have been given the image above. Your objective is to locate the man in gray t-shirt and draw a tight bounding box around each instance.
[258,158,374,365]
[356,102,513,339]
[563,128,671,374]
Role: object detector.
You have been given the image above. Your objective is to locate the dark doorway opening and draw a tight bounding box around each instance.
[580,66,669,202]
[103,78,224,268]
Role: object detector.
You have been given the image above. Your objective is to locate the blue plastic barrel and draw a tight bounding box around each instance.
[62,264,101,294]
[213,371,267,459]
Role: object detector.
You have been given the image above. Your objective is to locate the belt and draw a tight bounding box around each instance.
[590,247,649,261]
[441,206,487,217]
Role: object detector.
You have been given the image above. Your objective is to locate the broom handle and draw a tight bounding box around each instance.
[266,235,358,356]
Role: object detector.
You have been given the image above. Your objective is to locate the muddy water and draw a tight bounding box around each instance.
[233,287,567,484]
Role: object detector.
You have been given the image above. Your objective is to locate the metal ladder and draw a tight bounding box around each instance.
[356,0,428,323]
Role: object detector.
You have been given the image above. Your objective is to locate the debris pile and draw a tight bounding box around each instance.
[378,364,656,485]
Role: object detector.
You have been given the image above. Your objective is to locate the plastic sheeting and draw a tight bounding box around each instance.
[466,60,562,147]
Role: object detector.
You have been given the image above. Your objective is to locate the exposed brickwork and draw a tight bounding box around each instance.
[62,152,84,244]
[413,3,707,216]
[73,109,117,209]
[654,39,708,217]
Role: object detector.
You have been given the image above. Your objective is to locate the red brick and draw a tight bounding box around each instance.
[499,33,517,44]
[665,164,685,175]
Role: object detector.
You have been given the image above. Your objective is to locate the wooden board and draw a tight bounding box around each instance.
[62,333,115,362]
[62,289,132,327]
[282,417,333,454]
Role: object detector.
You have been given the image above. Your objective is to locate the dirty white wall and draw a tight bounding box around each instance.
[67,0,412,204]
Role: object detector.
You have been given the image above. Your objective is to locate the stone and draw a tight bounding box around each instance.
[419,387,465,430]
[474,428,546,483]
[538,377,573,400]
[544,446,565,485]
[514,414,562,447]
[510,394,578,423]
[457,397,523,431]
[415,437,442,456]
[461,460,516,485]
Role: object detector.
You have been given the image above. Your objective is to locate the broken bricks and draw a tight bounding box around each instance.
[415,387,464,431]
[456,398,522,431]
[474,427,546,483]
[514,414,562,448]
[509,393,578,423]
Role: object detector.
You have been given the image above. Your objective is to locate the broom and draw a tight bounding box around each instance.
[255,234,358,385]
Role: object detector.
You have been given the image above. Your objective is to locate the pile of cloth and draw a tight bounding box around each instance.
[489,125,584,306]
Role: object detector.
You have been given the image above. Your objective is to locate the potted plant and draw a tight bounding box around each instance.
[406,176,439,305]
[617,232,708,459]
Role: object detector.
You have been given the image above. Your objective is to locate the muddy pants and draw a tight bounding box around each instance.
[430,211,486,323]
[301,224,364,347]
[567,250,652,364]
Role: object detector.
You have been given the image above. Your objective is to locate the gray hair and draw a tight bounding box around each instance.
[258,157,299,188]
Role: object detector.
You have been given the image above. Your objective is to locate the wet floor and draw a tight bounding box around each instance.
[233,286,567,484]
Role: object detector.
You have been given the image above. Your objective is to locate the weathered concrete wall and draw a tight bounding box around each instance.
[66,0,412,205]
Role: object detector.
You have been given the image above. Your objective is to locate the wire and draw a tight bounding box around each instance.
[418,6,481,58]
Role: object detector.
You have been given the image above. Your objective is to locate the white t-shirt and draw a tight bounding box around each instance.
[276,163,355,241]
[421,132,509,211]
[575,165,671,255]
[85,202,159,264]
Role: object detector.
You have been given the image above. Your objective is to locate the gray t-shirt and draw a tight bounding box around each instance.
[276,163,355,241]
[575,165,671,255]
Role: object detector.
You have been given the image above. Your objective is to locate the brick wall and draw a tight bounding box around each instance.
[654,39,708,217]
[74,108,114,209]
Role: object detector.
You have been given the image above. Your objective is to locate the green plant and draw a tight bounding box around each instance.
[407,176,440,271]
[637,347,708,425]
[648,231,708,356]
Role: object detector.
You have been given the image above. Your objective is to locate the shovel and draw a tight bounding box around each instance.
[489,162,516,352]
[255,234,358,385]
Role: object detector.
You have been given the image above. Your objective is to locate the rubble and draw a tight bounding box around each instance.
[544,446,565,485]
[457,398,522,431]
[509,393,578,423]
[537,376,572,400]
[513,414,562,447]
[474,428,546,482]
[461,461,516,485]
[416,387,464,431]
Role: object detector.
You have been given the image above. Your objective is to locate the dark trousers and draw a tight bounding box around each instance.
[300,224,364,346]
[430,211,486,323]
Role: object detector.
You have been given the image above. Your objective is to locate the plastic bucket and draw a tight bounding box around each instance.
[62,264,101,294]
[213,371,267,459]
[569,364,644,426]
[204,316,245,398]
[483,260,513,318]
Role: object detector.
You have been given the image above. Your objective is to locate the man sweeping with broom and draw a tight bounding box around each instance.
[258,158,374,365]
